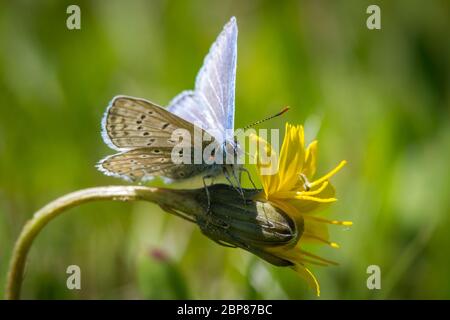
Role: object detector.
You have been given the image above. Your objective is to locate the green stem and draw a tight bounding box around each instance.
[5,185,203,300]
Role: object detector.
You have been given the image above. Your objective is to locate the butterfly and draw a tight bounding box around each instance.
[97,17,244,187]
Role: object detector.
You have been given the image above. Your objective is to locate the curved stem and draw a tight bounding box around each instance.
[5,185,203,300]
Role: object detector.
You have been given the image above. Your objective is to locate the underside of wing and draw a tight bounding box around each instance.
[97,147,206,182]
[99,96,221,182]
[101,95,199,152]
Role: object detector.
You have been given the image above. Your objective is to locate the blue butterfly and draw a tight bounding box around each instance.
[98,17,245,187]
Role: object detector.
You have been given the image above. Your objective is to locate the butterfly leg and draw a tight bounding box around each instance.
[231,168,247,203]
[202,175,214,213]
[223,166,244,201]
[238,167,257,190]
[223,166,247,206]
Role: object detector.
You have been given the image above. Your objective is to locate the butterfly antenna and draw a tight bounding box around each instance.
[243,107,290,130]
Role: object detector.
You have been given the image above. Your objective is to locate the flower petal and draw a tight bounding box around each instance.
[302,220,330,245]
[278,124,305,192]
[309,160,347,189]
[303,140,318,180]
[288,182,336,214]
[251,133,279,197]
[303,215,353,226]
[292,264,320,296]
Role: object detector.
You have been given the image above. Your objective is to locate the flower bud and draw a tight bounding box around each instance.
[193,184,303,267]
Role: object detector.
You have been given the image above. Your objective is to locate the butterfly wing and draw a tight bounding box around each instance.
[98,96,218,181]
[168,16,238,144]
[98,148,207,182]
[101,95,196,152]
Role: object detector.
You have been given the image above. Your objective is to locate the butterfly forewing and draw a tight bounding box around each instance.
[102,96,196,151]
[167,17,238,145]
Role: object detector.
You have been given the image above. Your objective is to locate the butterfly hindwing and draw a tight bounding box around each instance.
[98,148,205,181]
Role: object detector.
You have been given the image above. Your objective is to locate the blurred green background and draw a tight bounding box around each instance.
[0,0,449,299]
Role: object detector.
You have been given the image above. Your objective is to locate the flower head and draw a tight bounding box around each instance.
[251,123,351,296]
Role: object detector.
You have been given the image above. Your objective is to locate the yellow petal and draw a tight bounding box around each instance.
[303,233,340,248]
[251,132,280,197]
[299,249,339,265]
[294,195,337,203]
[292,264,320,296]
[278,124,305,192]
[303,220,330,244]
[303,140,318,180]
[299,257,330,267]
[272,191,302,199]
[303,215,353,226]
[288,182,336,214]
[309,160,347,188]
[298,249,339,266]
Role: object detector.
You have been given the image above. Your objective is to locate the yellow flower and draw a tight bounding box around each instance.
[251,123,351,296]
